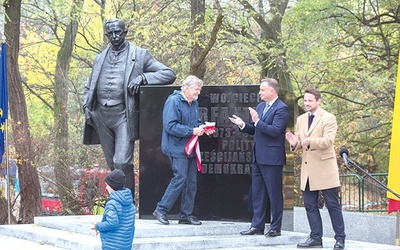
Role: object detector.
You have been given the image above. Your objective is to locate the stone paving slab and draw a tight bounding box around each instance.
[224,238,400,250]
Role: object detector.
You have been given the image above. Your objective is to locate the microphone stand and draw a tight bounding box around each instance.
[347,159,400,200]
[343,158,400,246]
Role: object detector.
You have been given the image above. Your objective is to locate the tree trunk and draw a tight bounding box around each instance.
[239,0,292,92]
[190,0,206,78]
[190,0,224,80]
[4,0,42,223]
[0,190,17,224]
[53,0,83,214]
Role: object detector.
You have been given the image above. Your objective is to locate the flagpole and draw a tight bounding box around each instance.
[5,119,10,224]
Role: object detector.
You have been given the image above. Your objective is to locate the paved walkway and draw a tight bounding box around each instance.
[1,215,400,250]
[2,232,400,250]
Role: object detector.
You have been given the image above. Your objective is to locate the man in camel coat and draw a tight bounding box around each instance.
[286,88,345,250]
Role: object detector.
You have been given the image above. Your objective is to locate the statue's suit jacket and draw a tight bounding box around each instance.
[83,42,176,144]
[292,108,340,191]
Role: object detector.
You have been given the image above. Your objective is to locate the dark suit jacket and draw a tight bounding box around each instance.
[241,98,290,166]
[83,42,176,144]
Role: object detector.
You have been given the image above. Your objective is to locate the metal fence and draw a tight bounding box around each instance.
[340,173,388,213]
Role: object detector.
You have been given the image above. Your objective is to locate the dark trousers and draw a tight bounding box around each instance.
[303,182,346,240]
[156,157,197,218]
[92,103,135,198]
[251,163,283,230]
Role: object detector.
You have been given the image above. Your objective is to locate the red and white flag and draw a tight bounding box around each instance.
[184,123,216,173]
[185,135,202,172]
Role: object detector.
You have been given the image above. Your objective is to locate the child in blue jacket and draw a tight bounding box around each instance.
[91,169,136,250]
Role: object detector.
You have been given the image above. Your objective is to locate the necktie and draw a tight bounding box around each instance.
[262,103,270,118]
[308,114,315,129]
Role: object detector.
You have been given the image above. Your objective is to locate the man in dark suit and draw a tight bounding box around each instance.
[83,18,176,200]
[229,78,290,237]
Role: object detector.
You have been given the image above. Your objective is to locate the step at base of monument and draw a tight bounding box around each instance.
[134,233,305,250]
[33,215,261,238]
[0,224,99,250]
[0,215,306,250]
[0,223,304,250]
[0,233,66,250]
[1,216,399,250]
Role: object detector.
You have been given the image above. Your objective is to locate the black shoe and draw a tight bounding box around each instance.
[153,210,169,225]
[334,239,345,250]
[265,229,281,237]
[240,227,264,235]
[297,237,323,248]
[178,217,202,225]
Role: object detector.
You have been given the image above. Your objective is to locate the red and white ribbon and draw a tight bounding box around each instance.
[184,124,215,173]
[185,135,203,172]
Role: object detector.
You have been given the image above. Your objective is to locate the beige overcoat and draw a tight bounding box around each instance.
[292,108,340,191]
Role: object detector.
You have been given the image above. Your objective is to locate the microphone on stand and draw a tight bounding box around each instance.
[339,147,350,168]
[339,147,400,200]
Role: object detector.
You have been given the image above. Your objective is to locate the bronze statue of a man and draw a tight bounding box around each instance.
[83,18,176,201]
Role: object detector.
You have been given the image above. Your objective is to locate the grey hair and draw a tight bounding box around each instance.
[181,75,204,91]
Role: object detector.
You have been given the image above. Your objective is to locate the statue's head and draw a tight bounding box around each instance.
[104,18,128,49]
